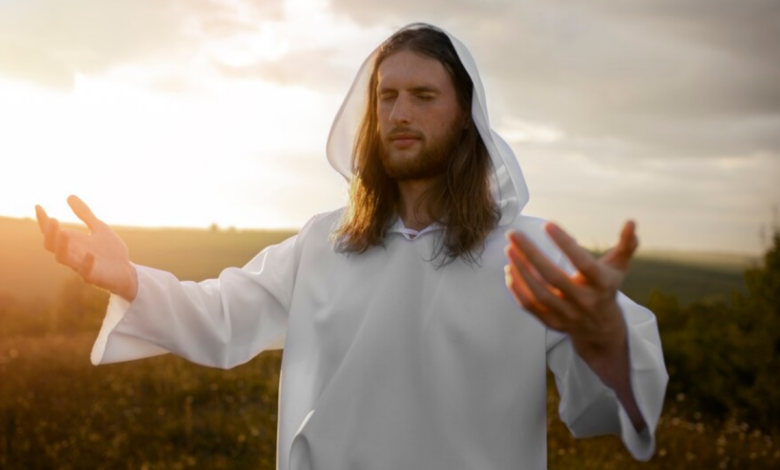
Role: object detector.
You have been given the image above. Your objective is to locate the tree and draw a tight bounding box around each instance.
[650,228,780,432]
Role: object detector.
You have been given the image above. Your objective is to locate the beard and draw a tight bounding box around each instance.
[379,122,463,182]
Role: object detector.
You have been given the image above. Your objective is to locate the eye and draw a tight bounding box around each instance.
[416,94,434,101]
[378,92,397,102]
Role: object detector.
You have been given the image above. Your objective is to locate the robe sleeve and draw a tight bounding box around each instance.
[90,214,318,369]
[545,253,668,461]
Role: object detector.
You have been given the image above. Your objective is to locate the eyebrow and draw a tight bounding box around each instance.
[378,86,440,94]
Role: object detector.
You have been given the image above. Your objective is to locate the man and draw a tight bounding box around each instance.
[37,23,667,470]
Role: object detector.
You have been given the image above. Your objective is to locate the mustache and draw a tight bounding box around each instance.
[387,128,424,140]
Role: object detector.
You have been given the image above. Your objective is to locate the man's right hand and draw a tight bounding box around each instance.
[36,195,138,302]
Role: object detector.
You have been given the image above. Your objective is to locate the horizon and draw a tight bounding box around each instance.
[0,213,764,259]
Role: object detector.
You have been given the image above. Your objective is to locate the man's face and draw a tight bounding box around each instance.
[376,50,465,181]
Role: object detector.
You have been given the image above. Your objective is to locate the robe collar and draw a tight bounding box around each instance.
[384,213,444,240]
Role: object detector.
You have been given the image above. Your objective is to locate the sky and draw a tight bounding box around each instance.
[0,0,778,255]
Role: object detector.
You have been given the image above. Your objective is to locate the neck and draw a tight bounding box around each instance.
[396,178,438,231]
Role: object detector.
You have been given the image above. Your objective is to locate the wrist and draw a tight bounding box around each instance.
[573,329,627,369]
[572,302,627,360]
[118,262,138,302]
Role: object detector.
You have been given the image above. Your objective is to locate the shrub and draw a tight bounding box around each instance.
[650,230,780,432]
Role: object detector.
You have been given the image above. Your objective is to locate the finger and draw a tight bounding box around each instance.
[508,247,577,323]
[544,222,607,287]
[505,264,527,306]
[506,248,551,312]
[504,264,542,314]
[78,252,95,282]
[44,218,60,253]
[506,262,567,332]
[601,221,639,271]
[67,195,101,230]
[505,240,558,313]
[35,205,49,233]
[55,230,73,267]
[506,231,580,299]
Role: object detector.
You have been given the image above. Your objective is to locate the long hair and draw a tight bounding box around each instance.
[331,26,500,267]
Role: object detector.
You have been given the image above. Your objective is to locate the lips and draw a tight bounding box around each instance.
[391,138,420,148]
[388,131,423,149]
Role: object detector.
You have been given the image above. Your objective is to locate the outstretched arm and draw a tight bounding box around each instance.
[35,195,310,368]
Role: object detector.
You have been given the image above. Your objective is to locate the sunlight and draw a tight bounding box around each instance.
[0,0,371,230]
[0,68,335,228]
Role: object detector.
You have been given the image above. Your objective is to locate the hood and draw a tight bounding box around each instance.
[325,22,529,227]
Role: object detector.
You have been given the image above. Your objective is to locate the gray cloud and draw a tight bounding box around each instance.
[330,0,780,158]
[3,0,775,155]
[0,0,282,90]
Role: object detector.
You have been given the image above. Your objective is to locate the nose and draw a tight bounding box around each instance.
[389,94,412,125]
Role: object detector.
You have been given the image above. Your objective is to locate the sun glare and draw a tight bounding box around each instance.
[0,67,335,229]
[0,0,381,230]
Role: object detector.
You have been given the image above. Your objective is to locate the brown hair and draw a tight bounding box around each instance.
[331,25,500,267]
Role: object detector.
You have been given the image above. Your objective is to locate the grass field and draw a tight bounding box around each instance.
[2,334,777,469]
[0,215,769,468]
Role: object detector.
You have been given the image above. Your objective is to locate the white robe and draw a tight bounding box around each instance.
[91,209,667,470]
[91,22,668,469]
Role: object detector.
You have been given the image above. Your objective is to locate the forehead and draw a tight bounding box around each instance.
[376,50,454,90]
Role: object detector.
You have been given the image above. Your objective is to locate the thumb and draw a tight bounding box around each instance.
[35,205,50,233]
[601,220,638,271]
[67,195,102,230]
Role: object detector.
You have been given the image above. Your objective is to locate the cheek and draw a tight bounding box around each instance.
[376,104,392,130]
[430,107,461,137]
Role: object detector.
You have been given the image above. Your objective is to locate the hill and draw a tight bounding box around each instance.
[0,215,749,308]
[0,216,295,307]
[625,250,751,305]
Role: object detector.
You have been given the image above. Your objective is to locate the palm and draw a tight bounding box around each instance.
[505,221,638,347]
[36,196,136,299]
[63,226,128,287]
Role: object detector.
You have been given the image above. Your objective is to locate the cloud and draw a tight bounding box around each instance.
[1,0,775,253]
[207,3,390,94]
[0,0,282,90]
[214,47,353,93]
[329,0,780,158]
[0,40,74,90]
[4,0,775,155]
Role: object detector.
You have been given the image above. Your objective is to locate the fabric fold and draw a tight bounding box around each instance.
[546,294,668,461]
[89,215,320,369]
[91,274,169,365]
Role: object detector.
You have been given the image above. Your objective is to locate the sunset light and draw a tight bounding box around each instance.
[0,0,777,253]
[3,3,780,469]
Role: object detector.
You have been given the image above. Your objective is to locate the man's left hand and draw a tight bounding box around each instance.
[504,221,638,361]
[504,221,647,433]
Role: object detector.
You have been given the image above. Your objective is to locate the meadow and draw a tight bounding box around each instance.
[1,215,776,469]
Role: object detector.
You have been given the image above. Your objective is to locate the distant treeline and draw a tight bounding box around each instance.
[648,231,780,432]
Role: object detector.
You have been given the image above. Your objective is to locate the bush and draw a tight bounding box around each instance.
[650,231,780,432]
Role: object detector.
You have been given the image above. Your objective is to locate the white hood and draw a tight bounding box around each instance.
[325,22,530,227]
